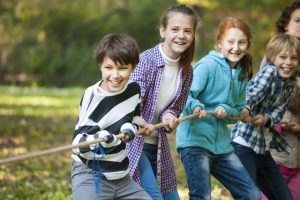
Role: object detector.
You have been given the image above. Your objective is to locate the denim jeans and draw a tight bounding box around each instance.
[179,146,261,200]
[139,143,180,200]
[232,142,293,200]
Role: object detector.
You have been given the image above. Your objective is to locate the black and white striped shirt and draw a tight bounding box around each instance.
[72,80,141,180]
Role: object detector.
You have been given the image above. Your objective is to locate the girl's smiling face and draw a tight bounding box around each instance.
[218,28,249,68]
[160,12,195,59]
[274,47,299,79]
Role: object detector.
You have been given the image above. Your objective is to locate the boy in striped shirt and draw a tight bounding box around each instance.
[71,33,152,200]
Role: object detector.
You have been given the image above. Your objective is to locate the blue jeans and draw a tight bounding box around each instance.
[232,142,293,200]
[179,146,261,200]
[139,143,180,200]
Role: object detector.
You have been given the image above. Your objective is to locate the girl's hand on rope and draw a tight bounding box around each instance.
[193,107,206,119]
[240,108,251,123]
[137,119,154,136]
[162,113,179,132]
[215,106,227,119]
[253,114,269,127]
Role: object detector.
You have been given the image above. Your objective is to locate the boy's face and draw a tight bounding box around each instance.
[99,56,134,93]
[274,48,299,79]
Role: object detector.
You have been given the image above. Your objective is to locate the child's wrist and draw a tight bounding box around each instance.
[263,115,270,127]
[245,106,251,115]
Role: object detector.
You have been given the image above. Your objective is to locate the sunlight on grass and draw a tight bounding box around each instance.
[4,96,64,107]
[0,85,233,200]
[178,186,189,200]
[0,86,82,117]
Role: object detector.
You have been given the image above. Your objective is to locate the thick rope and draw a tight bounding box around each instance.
[0,111,253,165]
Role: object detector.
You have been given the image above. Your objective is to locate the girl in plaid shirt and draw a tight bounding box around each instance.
[231,34,300,200]
[126,4,198,200]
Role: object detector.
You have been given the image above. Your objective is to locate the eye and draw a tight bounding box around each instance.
[184,29,193,34]
[227,40,234,45]
[239,40,247,45]
[119,66,129,70]
[279,54,288,59]
[291,55,298,61]
[104,65,112,70]
[171,27,179,32]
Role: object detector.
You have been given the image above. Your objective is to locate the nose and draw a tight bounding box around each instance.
[178,30,185,38]
[286,58,292,65]
[112,69,120,78]
[233,42,239,51]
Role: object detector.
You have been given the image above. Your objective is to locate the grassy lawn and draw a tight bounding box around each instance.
[0,85,232,200]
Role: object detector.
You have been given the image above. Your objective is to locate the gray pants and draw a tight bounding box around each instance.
[71,161,152,200]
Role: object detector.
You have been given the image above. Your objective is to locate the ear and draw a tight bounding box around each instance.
[159,26,165,39]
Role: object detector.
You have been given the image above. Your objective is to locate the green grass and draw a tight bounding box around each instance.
[0,85,232,200]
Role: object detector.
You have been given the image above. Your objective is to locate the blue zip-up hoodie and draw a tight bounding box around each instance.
[176,50,248,154]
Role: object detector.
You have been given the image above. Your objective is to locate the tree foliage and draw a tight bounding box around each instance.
[180,0,292,70]
[0,0,176,86]
[0,0,294,86]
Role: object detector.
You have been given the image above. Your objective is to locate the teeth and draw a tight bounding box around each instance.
[111,81,121,86]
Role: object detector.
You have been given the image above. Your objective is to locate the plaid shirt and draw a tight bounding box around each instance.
[126,44,193,194]
[231,64,295,154]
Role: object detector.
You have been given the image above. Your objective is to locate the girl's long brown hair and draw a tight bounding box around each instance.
[159,4,199,80]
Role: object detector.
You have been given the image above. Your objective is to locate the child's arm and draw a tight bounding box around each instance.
[136,118,154,136]
[72,130,118,154]
[265,102,290,127]
[246,65,288,126]
[130,59,150,99]
[252,114,270,127]
[120,122,138,142]
[246,66,275,109]
[181,60,210,115]
[217,79,248,122]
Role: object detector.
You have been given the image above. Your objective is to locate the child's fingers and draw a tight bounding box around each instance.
[121,135,129,142]
[215,106,226,119]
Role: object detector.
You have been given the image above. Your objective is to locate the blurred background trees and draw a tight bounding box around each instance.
[0,0,293,86]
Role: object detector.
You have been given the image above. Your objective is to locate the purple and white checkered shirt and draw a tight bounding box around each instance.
[126,44,193,194]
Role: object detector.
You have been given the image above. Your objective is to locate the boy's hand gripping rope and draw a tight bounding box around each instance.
[0,112,254,165]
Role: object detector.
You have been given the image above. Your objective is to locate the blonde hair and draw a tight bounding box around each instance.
[266,34,300,64]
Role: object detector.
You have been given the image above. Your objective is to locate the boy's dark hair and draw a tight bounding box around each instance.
[94,33,139,66]
[276,0,300,33]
